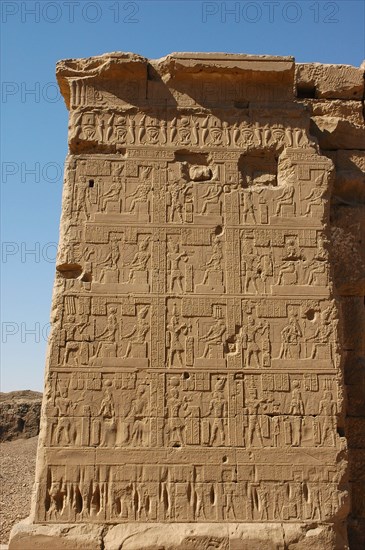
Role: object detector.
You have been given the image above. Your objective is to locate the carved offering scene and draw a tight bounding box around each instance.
[10,52,365,550]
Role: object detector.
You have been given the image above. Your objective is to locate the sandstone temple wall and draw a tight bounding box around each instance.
[9,53,365,550]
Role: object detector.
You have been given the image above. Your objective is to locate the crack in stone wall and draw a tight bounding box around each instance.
[8,53,365,550]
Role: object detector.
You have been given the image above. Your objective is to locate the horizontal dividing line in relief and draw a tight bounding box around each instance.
[45,450,338,459]
[61,291,333,298]
[57,292,331,297]
[81,222,325,229]
[51,367,338,374]
[30,523,274,527]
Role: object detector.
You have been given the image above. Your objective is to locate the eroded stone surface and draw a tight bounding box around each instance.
[296,63,364,100]
[9,52,365,549]
[9,518,103,550]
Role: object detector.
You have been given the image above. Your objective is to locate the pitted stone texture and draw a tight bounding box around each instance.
[10,52,365,549]
[296,63,364,100]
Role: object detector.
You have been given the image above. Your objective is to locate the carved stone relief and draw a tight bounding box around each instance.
[10,52,363,550]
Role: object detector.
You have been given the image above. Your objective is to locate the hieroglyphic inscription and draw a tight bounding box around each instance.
[32,54,347,532]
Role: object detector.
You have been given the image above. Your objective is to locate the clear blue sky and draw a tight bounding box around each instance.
[1,0,364,392]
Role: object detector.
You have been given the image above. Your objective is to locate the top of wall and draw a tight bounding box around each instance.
[56,51,298,110]
[56,52,364,111]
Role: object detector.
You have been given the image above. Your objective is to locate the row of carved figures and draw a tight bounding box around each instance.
[72,172,327,226]
[71,111,311,149]
[46,477,343,522]
[50,385,338,449]
[57,302,337,366]
[64,235,329,293]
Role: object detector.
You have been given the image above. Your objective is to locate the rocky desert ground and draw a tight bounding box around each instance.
[0,391,41,544]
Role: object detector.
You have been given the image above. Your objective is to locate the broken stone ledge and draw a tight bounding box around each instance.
[9,519,349,550]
